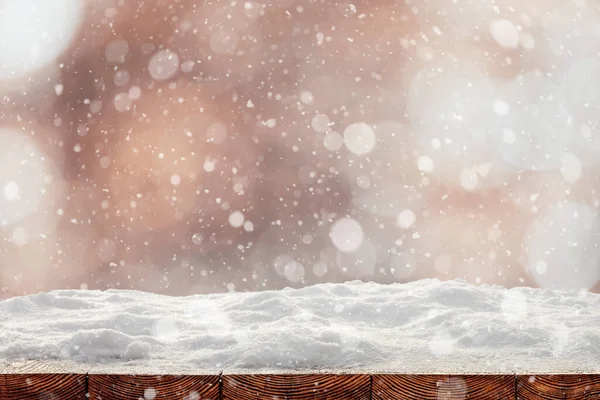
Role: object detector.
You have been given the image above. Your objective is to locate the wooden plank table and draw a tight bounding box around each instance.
[372,374,514,399]
[516,374,600,399]
[2,362,600,399]
[0,360,88,400]
[88,374,220,400]
[87,364,221,400]
[222,373,370,399]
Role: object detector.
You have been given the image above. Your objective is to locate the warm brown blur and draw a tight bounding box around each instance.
[1,0,599,297]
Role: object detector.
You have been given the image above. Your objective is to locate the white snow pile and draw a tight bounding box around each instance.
[1,279,599,373]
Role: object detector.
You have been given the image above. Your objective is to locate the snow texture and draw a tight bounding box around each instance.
[1,279,599,374]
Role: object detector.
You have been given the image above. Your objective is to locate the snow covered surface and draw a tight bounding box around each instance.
[1,279,600,374]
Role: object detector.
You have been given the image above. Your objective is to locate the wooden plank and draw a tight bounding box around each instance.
[372,374,514,400]
[222,374,370,399]
[7,369,600,399]
[0,360,88,400]
[0,374,87,400]
[517,374,600,399]
[88,374,220,400]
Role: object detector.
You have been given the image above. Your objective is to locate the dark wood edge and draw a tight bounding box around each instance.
[2,373,600,399]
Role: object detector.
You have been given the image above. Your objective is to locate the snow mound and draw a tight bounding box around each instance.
[1,280,599,373]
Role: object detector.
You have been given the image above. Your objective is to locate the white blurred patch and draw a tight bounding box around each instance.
[501,290,528,324]
[143,387,157,400]
[551,323,570,358]
[0,129,52,226]
[336,240,377,278]
[312,262,328,277]
[185,298,247,344]
[311,114,330,133]
[523,202,600,290]
[329,217,364,252]
[492,72,574,172]
[396,209,416,230]
[559,153,582,184]
[559,58,600,164]
[409,59,514,190]
[228,211,245,228]
[343,122,376,155]
[429,329,456,357]
[0,0,83,80]
[10,227,28,246]
[489,19,520,49]
[152,318,180,342]
[283,260,305,283]
[323,131,344,151]
[148,49,180,81]
[436,377,467,400]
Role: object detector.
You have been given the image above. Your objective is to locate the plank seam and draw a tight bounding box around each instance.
[369,374,373,400]
[85,372,89,400]
[218,371,223,400]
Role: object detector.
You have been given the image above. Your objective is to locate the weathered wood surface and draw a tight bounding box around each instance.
[0,361,88,400]
[372,374,514,400]
[0,374,87,400]
[222,374,371,400]
[517,374,600,399]
[88,374,220,400]
[6,370,600,399]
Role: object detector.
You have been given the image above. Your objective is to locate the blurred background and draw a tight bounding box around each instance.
[1,0,600,298]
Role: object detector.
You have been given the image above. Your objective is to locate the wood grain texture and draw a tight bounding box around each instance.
[372,374,515,400]
[517,374,600,399]
[8,371,600,399]
[222,374,370,399]
[0,374,87,400]
[88,374,220,400]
